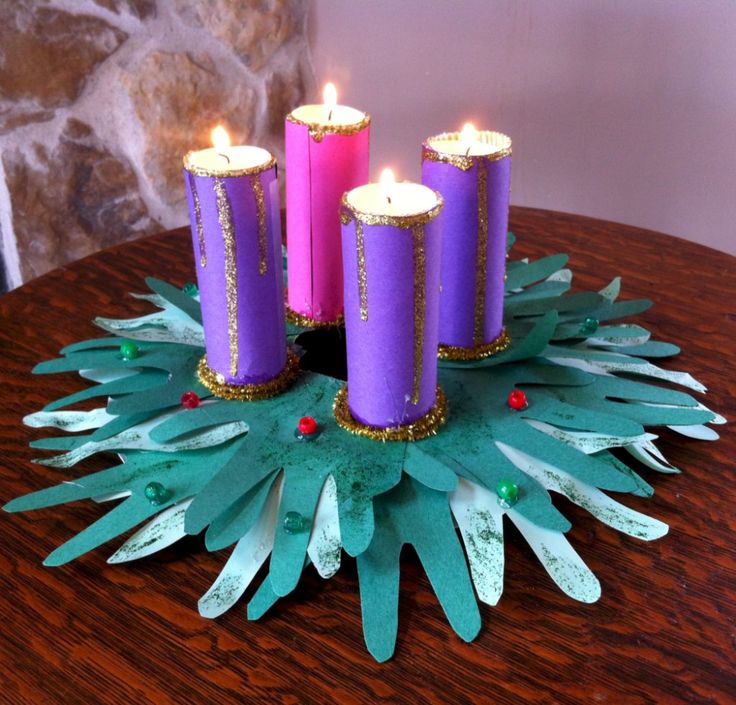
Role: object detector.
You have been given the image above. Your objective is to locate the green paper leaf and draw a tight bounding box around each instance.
[358,476,480,662]
[505,254,568,290]
[145,277,203,324]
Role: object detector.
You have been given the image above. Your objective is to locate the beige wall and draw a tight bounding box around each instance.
[308,0,736,255]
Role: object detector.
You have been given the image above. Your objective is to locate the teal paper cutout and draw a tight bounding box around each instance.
[3,238,723,662]
[358,476,481,662]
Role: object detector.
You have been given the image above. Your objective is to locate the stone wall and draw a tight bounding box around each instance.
[0,0,313,290]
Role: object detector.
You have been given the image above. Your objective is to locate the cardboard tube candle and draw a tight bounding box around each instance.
[183,126,296,400]
[285,83,370,326]
[422,125,512,360]
[335,169,446,441]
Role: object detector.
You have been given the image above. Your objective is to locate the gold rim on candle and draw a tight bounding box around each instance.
[422,130,512,171]
[339,191,444,229]
[437,328,512,361]
[333,385,448,442]
[197,350,300,401]
[285,112,371,142]
[183,152,277,178]
[285,304,344,329]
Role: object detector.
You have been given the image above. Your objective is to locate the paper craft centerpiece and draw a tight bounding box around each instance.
[3,99,723,663]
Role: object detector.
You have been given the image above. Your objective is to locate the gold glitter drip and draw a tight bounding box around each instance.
[421,131,512,171]
[188,172,206,267]
[285,113,371,142]
[250,174,268,275]
[356,219,368,321]
[197,350,300,401]
[285,305,344,328]
[438,328,511,361]
[213,177,239,377]
[411,225,426,405]
[473,161,489,346]
[333,385,448,443]
[340,192,444,228]
[183,153,276,178]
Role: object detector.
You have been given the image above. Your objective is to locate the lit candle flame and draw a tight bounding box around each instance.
[323,82,337,121]
[461,122,477,156]
[379,168,395,205]
[211,125,231,150]
[211,125,232,165]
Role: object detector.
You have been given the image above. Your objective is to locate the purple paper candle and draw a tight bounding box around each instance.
[285,83,370,325]
[338,172,444,432]
[183,132,290,394]
[422,127,512,360]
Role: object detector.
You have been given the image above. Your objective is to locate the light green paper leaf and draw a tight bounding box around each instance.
[306,475,342,579]
[508,511,601,603]
[199,480,281,619]
[449,478,505,606]
[108,499,192,563]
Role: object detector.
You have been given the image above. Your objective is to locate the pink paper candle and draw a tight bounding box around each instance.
[285,84,370,326]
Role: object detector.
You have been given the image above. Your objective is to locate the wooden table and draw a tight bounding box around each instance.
[1,208,734,705]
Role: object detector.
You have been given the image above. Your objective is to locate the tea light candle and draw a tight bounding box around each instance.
[422,124,512,360]
[335,169,446,440]
[183,125,296,399]
[285,83,370,326]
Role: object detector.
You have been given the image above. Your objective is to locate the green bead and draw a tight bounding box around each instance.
[183,282,198,296]
[144,481,169,505]
[120,341,140,360]
[495,479,519,507]
[283,511,307,534]
[579,316,599,335]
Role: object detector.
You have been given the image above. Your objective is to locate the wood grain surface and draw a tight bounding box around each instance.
[1,208,734,705]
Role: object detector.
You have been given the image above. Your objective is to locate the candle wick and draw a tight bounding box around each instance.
[218,152,231,164]
[328,109,333,121]
[387,196,392,205]
[465,145,472,157]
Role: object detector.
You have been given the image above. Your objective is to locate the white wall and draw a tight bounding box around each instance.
[308,0,736,255]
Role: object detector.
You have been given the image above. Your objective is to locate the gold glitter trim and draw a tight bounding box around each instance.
[339,192,444,228]
[285,304,344,328]
[473,160,489,345]
[286,112,371,142]
[250,174,268,275]
[411,225,426,405]
[422,131,512,171]
[183,153,276,178]
[213,177,239,377]
[438,328,512,361]
[188,172,206,267]
[356,219,368,321]
[333,385,448,442]
[197,350,300,401]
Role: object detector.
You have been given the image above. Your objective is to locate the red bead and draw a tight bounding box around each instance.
[298,416,318,435]
[507,390,528,411]
[181,391,201,409]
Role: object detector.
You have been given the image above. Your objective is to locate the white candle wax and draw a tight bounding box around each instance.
[347,182,439,217]
[428,130,511,157]
[290,103,366,127]
[185,145,273,173]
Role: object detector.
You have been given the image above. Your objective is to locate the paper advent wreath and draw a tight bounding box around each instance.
[423,131,512,360]
[183,150,292,393]
[4,234,723,663]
